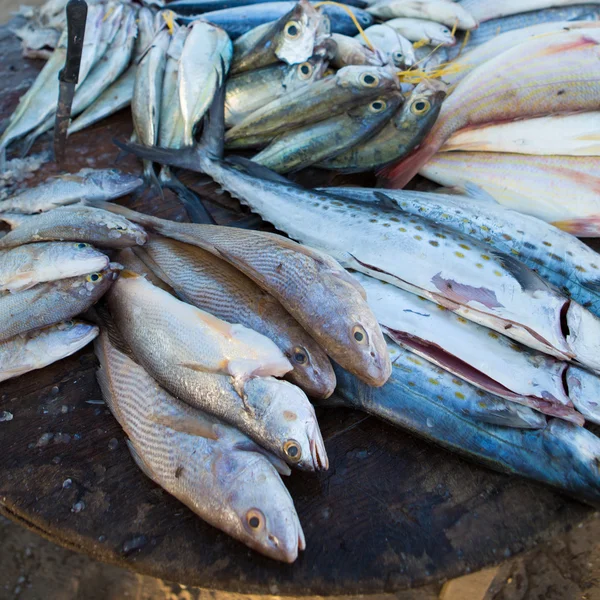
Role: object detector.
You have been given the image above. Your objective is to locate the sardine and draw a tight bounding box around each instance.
[329,33,385,68]
[0,168,143,214]
[384,29,600,187]
[0,206,147,249]
[319,80,446,172]
[107,273,328,471]
[0,265,119,342]
[334,344,600,507]
[0,320,98,382]
[385,17,456,45]
[134,235,336,398]
[357,24,416,68]
[459,0,600,23]
[95,328,306,562]
[366,0,478,29]
[0,242,109,293]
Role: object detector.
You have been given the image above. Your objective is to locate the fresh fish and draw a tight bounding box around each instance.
[442,112,600,156]
[134,236,336,398]
[0,168,143,214]
[320,80,446,172]
[179,21,233,145]
[459,0,600,23]
[83,2,126,76]
[565,365,600,425]
[420,153,600,236]
[168,0,367,11]
[107,273,328,471]
[231,0,322,73]
[385,17,456,45]
[117,247,177,293]
[0,206,148,249]
[318,187,600,316]
[95,329,306,562]
[334,343,600,508]
[0,265,119,343]
[252,92,403,173]
[225,65,400,144]
[366,0,478,29]
[0,320,98,383]
[354,271,583,423]
[0,242,109,293]
[329,33,385,68]
[87,198,390,387]
[384,29,600,188]
[357,24,416,67]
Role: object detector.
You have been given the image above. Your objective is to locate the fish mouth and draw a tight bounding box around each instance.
[308,423,329,471]
[267,518,305,563]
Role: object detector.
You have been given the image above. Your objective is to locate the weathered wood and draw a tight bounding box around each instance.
[0,22,594,596]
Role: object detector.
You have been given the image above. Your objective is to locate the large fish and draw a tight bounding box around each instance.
[366,0,478,29]
[134,236,336,399]
[0,320,99,383]
[420,153,600,236]
[0,206,147,249]
[383,29,600,188]
[0,265,119,343]
[459,0,600,23]
[334,343,600,508]
[107,273,328,471]
[0,242,109,293]
[384,18,457,46]
[0,169,143,214]
[95,328,306,563]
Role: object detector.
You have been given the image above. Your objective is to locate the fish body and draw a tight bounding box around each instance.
[95,329,306,562]
[0,321,98,382]
[329,33,385,68]
[459,0,600,23]
[0,168,143,214]
[134,236,336,398]
[357,24,416,67]
[565,365,600,424]
[168,0,367,11]
[0,206,148,249]
[385,17,456,45]
[366,0,478,29]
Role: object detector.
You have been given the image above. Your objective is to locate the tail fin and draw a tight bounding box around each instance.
[113,138,203,173]
[200,63,227,160]
[378,142,440,189]
[552,216,600,238]
[159,166,216,224]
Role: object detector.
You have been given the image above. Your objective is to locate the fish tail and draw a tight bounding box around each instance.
[144,160,165,202]
[551,216,600,238]
[112,138,204,173]
[377,140,440,188]
[200,62,227,161]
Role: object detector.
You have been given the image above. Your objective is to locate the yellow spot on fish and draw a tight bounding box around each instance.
[457,317,467,324]
[576,265,587,272]
[476,263,483,269]
[441,213,450,219]
[429,240,439,247]
[481,254,490,261]
[408,381,416,387]
[476,390,486,397]
[511,249,520,256]
[435,233,446,239]
[488,332,499,339]
[455,392,465,400]
[383,223,391,227]
[452,378,463,386]
[592,264,599,270]
[399,227,407,232]
[493,270,503,277]
[543,241,552,247]
[437,305,447,311]
[401,202,408,208]
[415,235,422,241]
[455,251,465,258]
[407,356,422,365]
[502,234,512,241]
[415,225,424,231]
[390,217,399,222]
[510,343,523,353]
[459,244,470,250]
[478,401,488,408]
[370,219,377,223]
[428,378,439,385]
[480,225,490,232]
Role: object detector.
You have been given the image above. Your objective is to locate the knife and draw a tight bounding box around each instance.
[53,0,88,165]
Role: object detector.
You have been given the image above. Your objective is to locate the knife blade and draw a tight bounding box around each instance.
[54,0,88,165]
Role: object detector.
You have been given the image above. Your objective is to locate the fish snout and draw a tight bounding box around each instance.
[308,422,329,471]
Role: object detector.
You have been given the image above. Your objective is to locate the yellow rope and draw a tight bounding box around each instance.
[102,4,115,21]
[162,10,176,35]
[314,1,375,50]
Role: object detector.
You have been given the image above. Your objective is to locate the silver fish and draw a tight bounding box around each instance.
[116,247,177,293]
[357,24,416,68]
[329,33,386,68]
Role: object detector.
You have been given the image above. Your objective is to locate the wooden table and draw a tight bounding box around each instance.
[0,22,594,596]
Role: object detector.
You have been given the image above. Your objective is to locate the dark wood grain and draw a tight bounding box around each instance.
[0,23,593,595]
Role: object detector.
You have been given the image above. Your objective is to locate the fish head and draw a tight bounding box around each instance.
[283,51,330,90]
[60,241,110,274]
[86,169,144,197]
[274,0,321,65]
[425,22,456,47]
[246,377,329,472]
[66,263,122,301]
[337,65,400,96]
[349,91,404,124]
[284,340,336,400]
[91,208,148,247]
[396,79,447,131]
[47,320,100,358]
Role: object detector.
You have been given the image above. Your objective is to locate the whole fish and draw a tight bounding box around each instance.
[0,320,99,383]
[357,24,416,68]
[354,271,583,423]
[0,265,119,343]
[87,198,390,387]
[329,33,385,68]
[366,0,478,29]
[0,242,109,293]
[179,21,233,145]
[0,206,148,249]
[107,273,328,471]
[225,65,400,144]
[168,0,367,11]
[420,153,600,236]
[252,92,403,173]
[231,0,322,73]
[95,329,306,562]
[0,169,143,214]
[385,17,456,45]
[134,236,336,398]
[442,112,600,156]
[320,80,445,172]
[459,0,600,23]
[384,29,600,187]
[319,187,600,315]
[334,344,600,508]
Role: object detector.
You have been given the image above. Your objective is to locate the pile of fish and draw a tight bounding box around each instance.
[3,0,600,562]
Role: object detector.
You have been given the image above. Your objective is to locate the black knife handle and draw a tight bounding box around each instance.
[61,0,88,84]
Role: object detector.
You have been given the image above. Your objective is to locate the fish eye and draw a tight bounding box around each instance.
[442,28,450,34]
[86,273,103,283]
[283,439,302,462]
[75,242,89,249]
[292,346,308,365]
[246,509,265,531]
[298,62,313,79]
[360,73,378,87]
[369,99,386,112]
[411,98,431,115]
[284,21,301,38]
[393,51,403,59]
[114,225,126,230]
[352,325,368,344]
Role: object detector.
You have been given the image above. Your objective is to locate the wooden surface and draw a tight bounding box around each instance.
[0,23,594,595]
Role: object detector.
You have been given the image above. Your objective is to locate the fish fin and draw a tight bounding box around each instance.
[145,161,165,202]
[112,138,204,173]
[552,216,600,238]
[377,142,438,188]
[178,361,223,374]
[160,167,216,224]
[148,410,219,440]
[225,155,303,189]
[373,191,402,212]
[199,65,226,160]
[93,303,138,360]
[233,439,292,476]
[131,245,180,292]
[461,182,499,204]
[490,249,552,293]
[126,439,159,483]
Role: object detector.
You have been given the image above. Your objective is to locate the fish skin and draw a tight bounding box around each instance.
[319,187,600,317]
[333,343,600,508]
[384,29,600,188]
[86,198,390,388]
[357,24,416,68]
[106,275,328,471]
[117,247,177,293]
[0,242,109,293]
[0,206,148,249]
[0,320,98,383]
[0,264,119,343]
[319,80,446,172]
[134,235,336,399]
[354,271,583,424]
[459,0,600,23]
[420,153,600,234]
[0,169,143,214]
[329,33,385,68]
[252,92,403,173]
[384,17,456,46]
[366,0,478,29]
[94,329,306,562]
